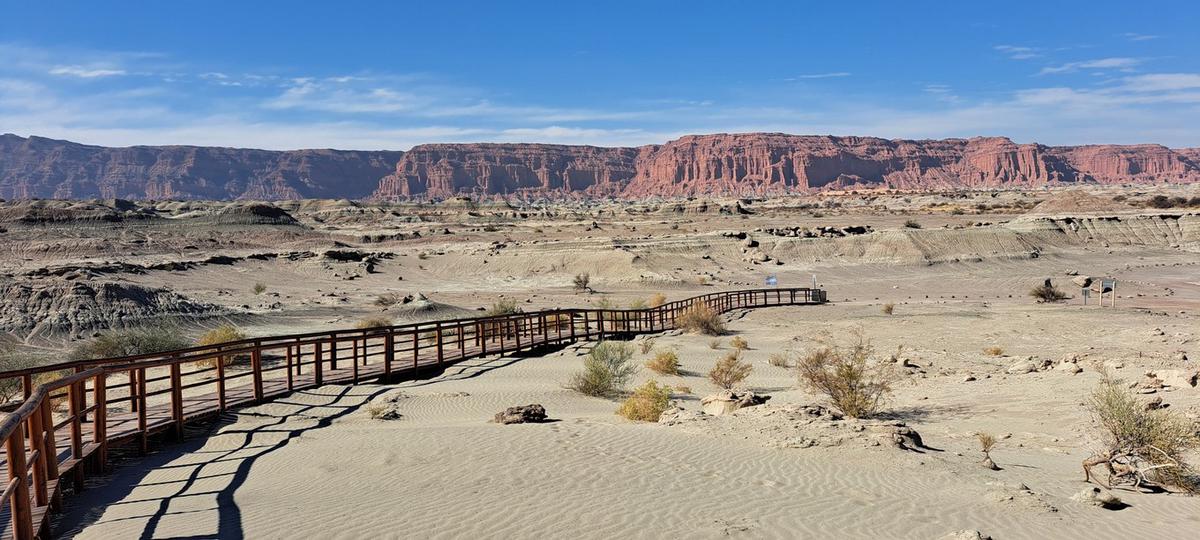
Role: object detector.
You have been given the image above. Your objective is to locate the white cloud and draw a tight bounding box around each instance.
[1120,73,1200,92]
[48,65,127,78]
[1121,32,1159,42]
[786,72,851,80]
[1039,57,1142,75]
[994,45,1041,60]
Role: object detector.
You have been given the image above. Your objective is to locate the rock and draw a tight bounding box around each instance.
[1055,362,1083,374]
[981,456,999,470]
[1071,275,1093,288]
[493,404,548,424]
[938,530,992,540]
[891,426,927,451]
[1145,396,1165,410]
[1151,369,1198,389]
[700,391,771,416]
[1006,359,1037,374]
[962,374,977,382]
[1072,487,1125,509]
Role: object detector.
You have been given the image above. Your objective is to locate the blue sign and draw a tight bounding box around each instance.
[765,275,778,286]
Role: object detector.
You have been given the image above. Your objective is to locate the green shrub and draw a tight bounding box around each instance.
[903,219,922,229]
[646,350,681,375]
[252,282,267,295]
[487,298,522,316]
[573,273,590,292]
[678,303,725,335]
[69,326,191,361]
[195,324,248,368]
[709,350,753,390]
[617,380,672,422]
[797,334,897,418]
[567,341,638,397]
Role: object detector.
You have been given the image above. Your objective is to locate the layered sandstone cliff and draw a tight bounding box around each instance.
[0,134,402,200]
[373,134,1200,199]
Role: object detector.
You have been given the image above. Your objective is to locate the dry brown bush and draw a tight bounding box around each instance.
[983,346,1004,356]
[648,293,668,307]
[797,333,897,418]
[616,380,672,422]
[881,302,895,315]
[677,302,725,335]
[709,350,753,390]
[768,352,791,368]
[355,316,393,330]
[646,350,681,375]
[195,324,248,369]
[1030,283,1068,303]
[730,336,749,350]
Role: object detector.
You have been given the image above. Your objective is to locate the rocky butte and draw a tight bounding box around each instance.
[2,133,1197,200]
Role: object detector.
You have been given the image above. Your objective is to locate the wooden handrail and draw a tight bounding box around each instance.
[0,287,825,539]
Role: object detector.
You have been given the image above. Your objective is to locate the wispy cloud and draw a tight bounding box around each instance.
[48,65,127,78]
[994,45,1041,60]
[1120,32,1160,42]
[786,72,851,80]
[1039,57,1142,75]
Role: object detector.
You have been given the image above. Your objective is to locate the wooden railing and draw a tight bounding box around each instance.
[0,287,824,538]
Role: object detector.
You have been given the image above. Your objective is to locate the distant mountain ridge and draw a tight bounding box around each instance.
[2,133,1197,200]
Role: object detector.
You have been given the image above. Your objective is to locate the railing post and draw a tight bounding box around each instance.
[384,333,394,380]
[170,362,184,441]
[458,322,465,356]
[93,372,107,471]
[6,427,33,540]
[514,318,521,350]
[216,350,227,412]
[28,405,48,508]
[436,323,444,365]
[351,339,360,383]
[68,375,85,490]
[137,368,148,454]
[128,369,138,413]
[329,337,338,370]
[479,322,487,355]
[597,311,604,340]
[21,374,32,401]
[286,345,295,391]
[412,330,419,370]
[314,342,324,386]
[41,399,60,509]
[251,348,263,402]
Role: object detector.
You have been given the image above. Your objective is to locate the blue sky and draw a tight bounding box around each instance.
[1,1,1198,149]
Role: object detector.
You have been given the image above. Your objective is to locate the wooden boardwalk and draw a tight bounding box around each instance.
[0,287,825,539]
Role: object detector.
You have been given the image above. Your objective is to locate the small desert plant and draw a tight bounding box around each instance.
[673,385,692,394]
[797,333,897,418]
[982,346,1004,357]
[355,316,393,330]
[567,341,638,397]
[417,251,429,260]
[616,380,672,422]
[628,299,648,310]
[729,336,749,350]
[978,432,997,457]
[252,282,267,295]
[677,302,725,335]
[639,338,656,354]
[708,350,753,390]
[768,352,791,368]
[374,293,403,307]
[646,350,681,375]
[881,302,895,315]
[903,219,922,229]
[1029,282,1068,303]
[573,272,591,292]
[708,338,722,350]
[648,293,668,307]
[69,326,191,361]
[1083,370,1200,491]
[0,344,42,403]
[195,324,248,368]
[486,298,522,316]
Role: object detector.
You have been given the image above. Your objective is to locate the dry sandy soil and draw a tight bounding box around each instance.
[0,186,1197,538]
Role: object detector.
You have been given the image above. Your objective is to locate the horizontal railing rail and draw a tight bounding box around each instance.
[0,287,825,538]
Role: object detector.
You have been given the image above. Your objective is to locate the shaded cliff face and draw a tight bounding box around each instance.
[373,134,1200,199]
[0,134,403,200]
[373,143,639,198]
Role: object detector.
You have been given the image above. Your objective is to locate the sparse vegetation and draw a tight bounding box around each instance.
[983,346,1005,357]
[1030,282,1068,303]
[252,282,267,295]
[628,299,647,310]
[69,326,191,362]
[573,272,591,292]
[487,298,522,316]
[374,293,403,307]
[708,338,722,350]
[903,219,922,229]
[797,333,897,418]
[1083,369,1199,492]
[355,316,393,330]
[567,341,638,397]
[0,343,42,403]
[616,380,672,422]
[729,336,749,350]
[646,350,681,375]
[677,302,726,335]
[195,324,248,368]
[881,302,895,315]
[639,338,656,354]
[768,352,791,368]
[978,432,997,456]
[648,293,668,308]
[708,350,753,390]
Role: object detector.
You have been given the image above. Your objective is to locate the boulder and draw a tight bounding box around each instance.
[1150,369,1198,389]
[1072,487,1125,509]
[938,531,992,540]
[701,391,771,416]
[1071,275,1093,288]
[1006,359,1037,374]
[493,404,548,424]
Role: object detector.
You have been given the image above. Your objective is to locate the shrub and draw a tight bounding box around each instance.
[648,293,668,307]
[768,352,791,368]
[374,293,403,307]
[1029,283,1068,303]
[978,432,997,457]
[1086,371,1199,491]
[797,334,897,418]
[487,298,522,316]
[881,302,895,315]
[729,336,749,350]
[903,219,922,229]
[639,338,656,354]
[677,303,725,335]
[1146,194,1175,209]
[673,385,692,394]
[616,380,672,422]
[708,338,722,350]
[567,341,638,397]
[646,350,681,375]
[573,273,591,292]
[195,324,248,368]
[355,316,393,330]
[69,326,191,361]
[709,350,753,390]
[983,346,1004,357]
[0,344,42,403]
[252,282,267,295]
